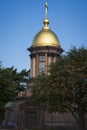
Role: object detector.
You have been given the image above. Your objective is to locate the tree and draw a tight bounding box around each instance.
[0,65,29,123]
[31,47,87,130]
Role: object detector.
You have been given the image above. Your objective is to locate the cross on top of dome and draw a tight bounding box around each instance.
[45,1,48,19]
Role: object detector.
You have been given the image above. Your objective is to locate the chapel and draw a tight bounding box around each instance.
[4,2,78,130]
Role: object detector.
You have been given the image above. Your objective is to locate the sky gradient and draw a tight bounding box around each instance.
[0,0,87,71]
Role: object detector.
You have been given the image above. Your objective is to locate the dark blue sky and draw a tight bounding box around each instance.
[0,0,87,71]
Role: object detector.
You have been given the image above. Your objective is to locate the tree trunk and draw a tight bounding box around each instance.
[78,105,85,130]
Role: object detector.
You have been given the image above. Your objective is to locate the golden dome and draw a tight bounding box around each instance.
[32,1,60,48]
[32,20,60,47]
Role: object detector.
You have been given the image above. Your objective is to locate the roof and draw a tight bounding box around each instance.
[32,26,60,48]
[4,102,15,108]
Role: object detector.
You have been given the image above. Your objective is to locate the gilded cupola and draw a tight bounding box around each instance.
[32,1,60,48]
[28,1,63,78]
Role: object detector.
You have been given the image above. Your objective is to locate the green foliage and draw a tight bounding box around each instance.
[31,47,87,129]
[32,75,49,107]
[0,66,29,111]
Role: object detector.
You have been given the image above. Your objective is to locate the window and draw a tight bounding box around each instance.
[39,54,45,74]
[39,55,45,62]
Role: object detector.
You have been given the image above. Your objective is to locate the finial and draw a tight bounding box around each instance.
[45,1,48,19]
[43,1,50,30]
